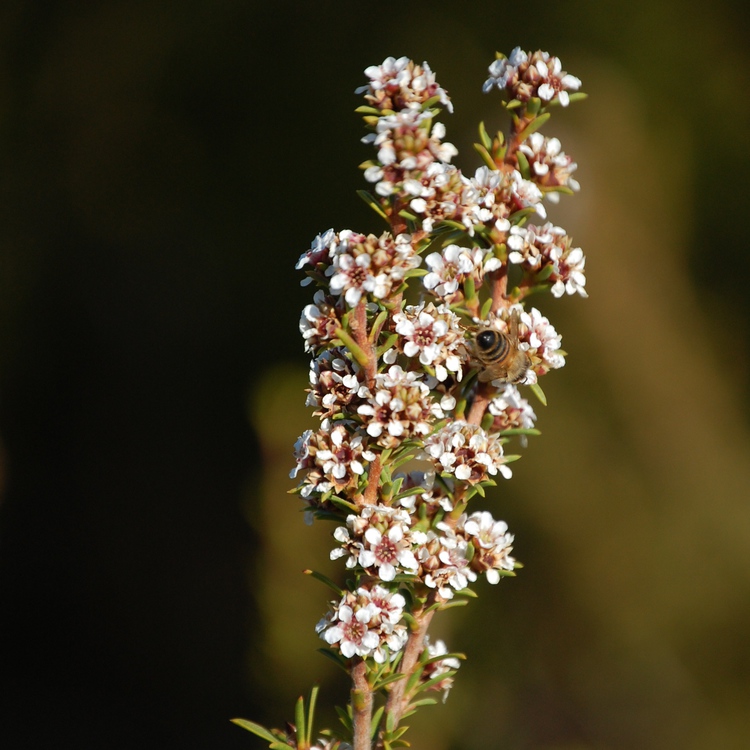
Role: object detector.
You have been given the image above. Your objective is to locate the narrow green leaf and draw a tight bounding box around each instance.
[406,698,439,709]
[372,672,408,690]
[317,648,349,672]
[385,709,396,733]
[504,99,522,110]
[499,427,541,437]
[478,120,492,150]
[294,695,306,748]
[423,651,465,666]
[394,485,428,501]
[369,308,389,343]
[305,570,343,596]
[418,671,458,693]
[515,150,531,180]
[517,112,551,142]
[473,142,497,171]
[306,685,319,748]
[453,587,478,598]
[335,705,353,732]
[270,743,295,750]
[355,105,384,115]
[509,206,539,224]
[370,706,385,739]
[403,268,428,278]
[329,496,358,513]
[463,276,476,302]
[376,332,399,358]
[566,92,588,104]
[230,719,280,743]
[529,382,547,406]
[480,297,494,320]
[438,598,469,609]
[398,209,418,221]
[356,190,389,221]
[390,725,410,741]
[335,327,369,368]
[405,665,424,695]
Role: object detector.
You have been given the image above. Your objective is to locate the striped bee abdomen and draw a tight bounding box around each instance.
[476,330,510,363]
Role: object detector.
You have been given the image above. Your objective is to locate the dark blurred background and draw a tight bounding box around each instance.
[1,2,749,749]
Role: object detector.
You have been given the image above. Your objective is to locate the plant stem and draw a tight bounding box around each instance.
[351,659,373,750]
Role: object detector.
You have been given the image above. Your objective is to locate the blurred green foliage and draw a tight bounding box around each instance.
[1,1,749,749]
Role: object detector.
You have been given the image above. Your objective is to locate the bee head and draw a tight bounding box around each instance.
[476,330,497,351]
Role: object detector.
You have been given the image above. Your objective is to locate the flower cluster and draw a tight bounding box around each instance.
[239,49,588,750]
[483,47,582,107]
[317,585,409,663]
[508,222,587,298]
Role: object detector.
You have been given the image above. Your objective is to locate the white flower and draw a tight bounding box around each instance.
[422,421,511,483]
[461,511,515,584]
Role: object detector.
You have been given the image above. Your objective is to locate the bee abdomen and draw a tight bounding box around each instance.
[476,330,510,362]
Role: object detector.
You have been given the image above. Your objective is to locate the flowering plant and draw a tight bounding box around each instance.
[234,48,586,750]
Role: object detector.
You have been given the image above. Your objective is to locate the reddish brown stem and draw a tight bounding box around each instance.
[361,455,381,507]
[351,659,373,750]
[377,605,436,749]
[351,300,377,385]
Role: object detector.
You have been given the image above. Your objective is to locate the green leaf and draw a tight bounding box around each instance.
[335,327,370,369]
[394,485,428,501]
[390,725,410,741]
[515,150,531,180]
[294,695,306,748]
[473,142,497,171]
[372,672,408,691]
[355,105,383,115]
[509,206,539,223]
[480,297,494,320]
[498,427,541,437]
[453,587,478,598]
[369,309,389,343]
[305,570,344,596]
[478,120,492,150]
[376,332,399,359]
[356,190,389,221]
[405,665,425,695]
[406,698,439,710]
[335,705,353,732]
[423,651,465,666]
[504,99,522,110]
[463,276,476,302]
[529,382,547,406]
[566,92,588,104]
[517,112,551,142]
[317,648,349,672]
[437,598,469,609]
[370,706,385,739]
[403,268,428,278]
[329,496,359,513]
[306,685,319,748]
[418,671,458,693]
[230,719,281,744]
[385,709,396,734]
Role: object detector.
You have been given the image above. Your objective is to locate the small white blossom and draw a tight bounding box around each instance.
[422,421,511,483]
[460,511,516,584]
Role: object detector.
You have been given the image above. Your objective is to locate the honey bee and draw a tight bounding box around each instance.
[470,310,531,384]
